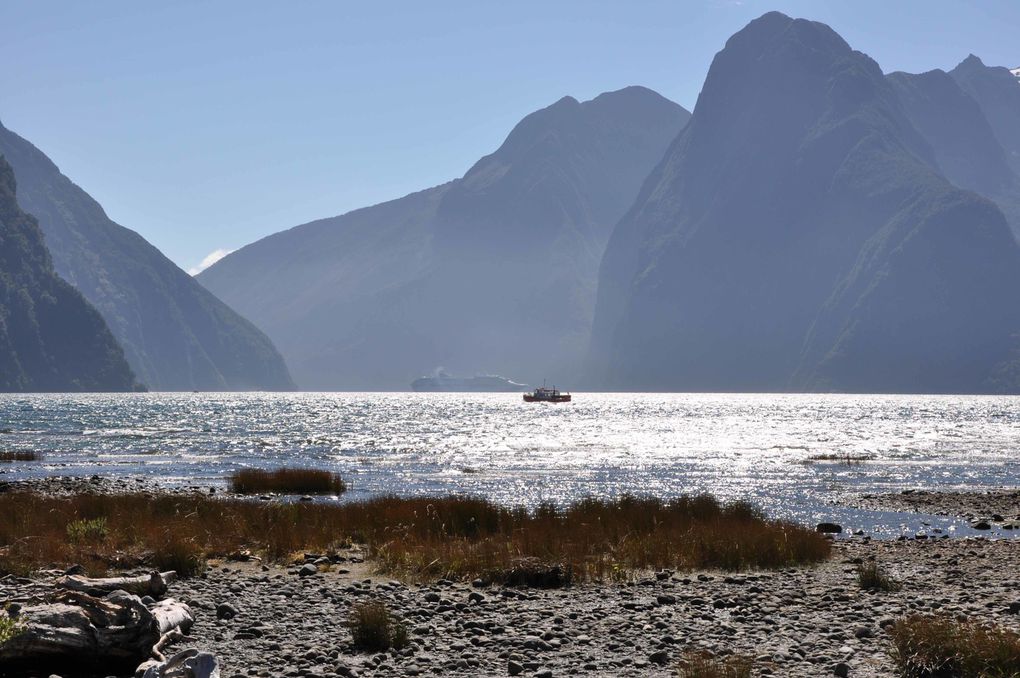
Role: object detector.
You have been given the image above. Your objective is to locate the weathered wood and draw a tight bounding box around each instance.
[55,570,177,598]
[138,648,221,678]
[0,589,194,675]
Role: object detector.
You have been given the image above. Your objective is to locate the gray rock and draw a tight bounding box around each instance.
[298,564,318,577]
[216,603,239,620]
[507,660,524,676]
[649,650,669,665]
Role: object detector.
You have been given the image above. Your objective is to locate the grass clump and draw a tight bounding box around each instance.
[229,467,347,495]
[0,612,25,647]
[678,651,754,678]
[889,615,1020,677]
[348,600,408,653]
[0,451,40,462]
[0,492,829,583]
[66,517,108,544]
[858,561,902,592]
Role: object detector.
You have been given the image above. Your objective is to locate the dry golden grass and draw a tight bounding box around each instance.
[889,615,1020,677]
[678,651,754,678]
[0,492,830,583]
[348,600,408,652]
[229,467,347,495]
[858,560,902,592]
[0,451,40,462]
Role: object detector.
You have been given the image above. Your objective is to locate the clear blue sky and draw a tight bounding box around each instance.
[1,0,1017,272]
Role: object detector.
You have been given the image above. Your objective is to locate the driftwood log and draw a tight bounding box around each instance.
[56,570,178,598]
[137,648,221,678]
[0,589,194,676]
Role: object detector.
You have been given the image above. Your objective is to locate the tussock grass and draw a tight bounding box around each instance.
[0,451,40,462]
[348,600,408,652]
[0,493,830,583]
[0,612,26,647]
[678,652,754,678]
[229,467,347,495]
[66,517,108,544]
[858,560,902,592]
[889,615,1020,677]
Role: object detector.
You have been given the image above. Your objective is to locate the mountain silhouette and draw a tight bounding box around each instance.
[0,155,138,392]
[200,87,690,389]
[590,12,1020,393]
[0,123,295,391]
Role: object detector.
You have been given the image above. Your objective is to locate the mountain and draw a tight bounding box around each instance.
[950,55,1020,177]
[887,68,1020,237]
[200,87,690,389]
[0,155,138,392]
[590,12,1020,394]
[0,123,295,391]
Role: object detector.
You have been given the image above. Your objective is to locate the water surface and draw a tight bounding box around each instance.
[2,392,1018,537]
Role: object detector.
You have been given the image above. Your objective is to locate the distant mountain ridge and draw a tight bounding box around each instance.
[590,12,1020,393]
[887,67,1020,238]
[0,155,138,392]
[200,87,690,389]
[951,55,1020,178]
[0,123,295,391]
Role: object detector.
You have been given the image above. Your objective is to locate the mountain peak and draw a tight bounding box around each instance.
[959,53,986,69]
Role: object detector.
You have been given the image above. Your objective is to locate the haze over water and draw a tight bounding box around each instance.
[3,393,1019,537]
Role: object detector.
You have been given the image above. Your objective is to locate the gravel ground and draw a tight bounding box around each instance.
[157,537,1020,678]
[853,488,1020,527]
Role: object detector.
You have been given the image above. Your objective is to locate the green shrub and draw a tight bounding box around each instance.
[0,612,25,646]
[66,517,108,544]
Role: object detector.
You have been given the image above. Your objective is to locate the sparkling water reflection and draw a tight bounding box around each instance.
[1,392,1019,536]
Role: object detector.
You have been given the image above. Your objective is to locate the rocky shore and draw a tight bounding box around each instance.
[853,488,1020,528]
[80,537,1020,678]
[3,478,1020,677]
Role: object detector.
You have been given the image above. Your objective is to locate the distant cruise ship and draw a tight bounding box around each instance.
[1012,66,1020,83]
[411,371,529,392]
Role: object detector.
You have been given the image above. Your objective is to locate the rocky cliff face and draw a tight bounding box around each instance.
[590,12,1020,393]
[0,155,138,392]
[0,124,295,391]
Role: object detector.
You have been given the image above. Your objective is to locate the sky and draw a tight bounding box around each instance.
[1,0,1017,273]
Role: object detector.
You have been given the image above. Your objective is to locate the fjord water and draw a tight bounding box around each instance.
[1,392,1018,536]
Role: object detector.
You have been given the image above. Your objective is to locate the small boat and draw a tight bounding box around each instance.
[523,385,571,403]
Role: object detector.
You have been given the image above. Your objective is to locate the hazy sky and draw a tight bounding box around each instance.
[1,0,1017,272]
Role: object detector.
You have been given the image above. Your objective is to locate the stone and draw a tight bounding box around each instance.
[507,660,524,676]
[298,564,318,577]
[834,662,850,677]
[649,650,669,665]
[216,603,239,620]
[816,523,843,534]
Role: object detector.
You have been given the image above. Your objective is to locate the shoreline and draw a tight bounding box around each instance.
[2,478,1020,677]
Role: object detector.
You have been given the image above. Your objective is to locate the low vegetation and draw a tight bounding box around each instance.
[0,611,25,647]
[66,517,108,544]
[677,651,754,678]
[348,600,408,652]
[857,560,902,592]
[229,467,347,495]
[0,492,830,582]
[803,452,874,465]
[0,451,40,462]
[889,615,1020,677]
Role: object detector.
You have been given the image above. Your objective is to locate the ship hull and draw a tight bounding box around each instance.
[523,394,572,403]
